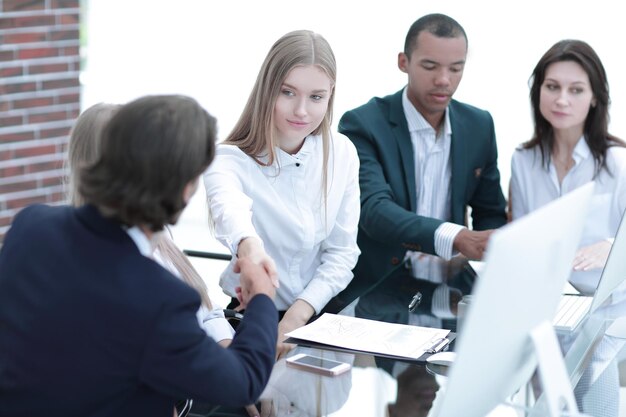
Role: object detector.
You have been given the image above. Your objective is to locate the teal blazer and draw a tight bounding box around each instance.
[326,89,507,310]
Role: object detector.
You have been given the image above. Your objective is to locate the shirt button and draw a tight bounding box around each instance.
[295,163,301,167]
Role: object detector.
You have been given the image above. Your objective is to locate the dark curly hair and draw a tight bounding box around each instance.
[79,95,217,230]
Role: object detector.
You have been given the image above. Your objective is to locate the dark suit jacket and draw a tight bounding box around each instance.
[0,204,278,417]
[326,89,506,310]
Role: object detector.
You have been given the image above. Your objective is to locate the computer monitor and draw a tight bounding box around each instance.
[432,182,594,417]
[588,209,626,313]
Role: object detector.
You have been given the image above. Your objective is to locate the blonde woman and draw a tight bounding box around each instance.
[67,103,234,347]
[204,30,361,359]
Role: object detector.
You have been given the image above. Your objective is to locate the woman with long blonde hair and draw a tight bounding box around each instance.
[67,103,234,346]
[204,30,361,359]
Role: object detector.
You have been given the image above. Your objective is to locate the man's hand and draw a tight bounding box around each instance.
[234,257,276,309]
[217,339,232,348]
[573,240,612,271]
[244,401,273,417]
[453,229,494,260]
[449,289,463,316]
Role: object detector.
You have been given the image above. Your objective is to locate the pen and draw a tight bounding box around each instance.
[408,291,422,312]
[426,337,450,354]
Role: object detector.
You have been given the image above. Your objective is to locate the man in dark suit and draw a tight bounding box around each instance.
[0,95,278,417]
[326,14,507,317]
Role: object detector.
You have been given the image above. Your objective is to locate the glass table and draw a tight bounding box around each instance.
[186,257,625,417]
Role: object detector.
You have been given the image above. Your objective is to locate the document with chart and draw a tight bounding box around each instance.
[285,313,451,360]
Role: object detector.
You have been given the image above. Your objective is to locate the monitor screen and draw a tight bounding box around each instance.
[433,182,594,417]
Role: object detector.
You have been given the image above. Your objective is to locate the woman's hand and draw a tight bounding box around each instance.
[234,258,276,309]
[573,240,612,271]
[237,237,279,288]
[276,300,315,360]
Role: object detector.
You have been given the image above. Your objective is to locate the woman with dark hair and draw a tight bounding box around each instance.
[0,95,278,416]
[511,39,626,283]
[510,39,626,417]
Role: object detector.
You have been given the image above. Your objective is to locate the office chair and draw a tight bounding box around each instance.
[182,250,232,262]
[182,249,241,325]
[175,399,193,417]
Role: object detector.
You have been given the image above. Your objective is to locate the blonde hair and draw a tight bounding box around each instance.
[66,103,121,206]
[224,30,336,199]
[66,103,213,309]
[153,234,213,309]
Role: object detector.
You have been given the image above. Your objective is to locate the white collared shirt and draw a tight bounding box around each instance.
[126,226,154,257]
[204,133,361,312]
[125,227,234,341]
[510,138,626,293]
[402,88,464,281]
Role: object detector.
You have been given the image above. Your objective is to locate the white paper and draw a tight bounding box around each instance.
[469,260,486,276]
[286,313,450,359]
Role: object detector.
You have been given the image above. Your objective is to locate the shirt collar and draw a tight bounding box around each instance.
[270,134,318,167]
[572,136,591,165]
[125,226,154,257]
[542,136,590,171]
[515,136,591,157]
[402,87,452,137]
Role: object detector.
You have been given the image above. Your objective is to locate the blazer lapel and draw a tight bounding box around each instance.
[448,102,469,225]
[387,91,417,212]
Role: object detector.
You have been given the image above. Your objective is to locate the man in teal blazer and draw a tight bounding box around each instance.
[325,13,507,314]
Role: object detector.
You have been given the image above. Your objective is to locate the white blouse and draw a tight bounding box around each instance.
[152,250,234,342]
[204,133,361,312]
[510,138,626,293]
[126,227,234,342]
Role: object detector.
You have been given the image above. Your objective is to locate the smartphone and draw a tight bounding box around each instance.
[285,353,351,376]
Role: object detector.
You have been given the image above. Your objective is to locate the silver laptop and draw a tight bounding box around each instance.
[470,208,626,333]
[553,209,626,332]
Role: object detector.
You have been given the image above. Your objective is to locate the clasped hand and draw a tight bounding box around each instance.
[233,258,277,309]
[234,237,279,309]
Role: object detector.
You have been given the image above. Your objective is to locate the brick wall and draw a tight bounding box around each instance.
[0,0,80,241]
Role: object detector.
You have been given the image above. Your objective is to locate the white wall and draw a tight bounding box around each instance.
[83,0,626,251]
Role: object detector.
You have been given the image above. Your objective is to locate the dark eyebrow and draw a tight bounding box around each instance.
[282,82,328,94]
[544,78,587,86]
[419,59,465,66]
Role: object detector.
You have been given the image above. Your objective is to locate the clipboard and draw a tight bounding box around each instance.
[284,332,456,363]
[284,313,454,362]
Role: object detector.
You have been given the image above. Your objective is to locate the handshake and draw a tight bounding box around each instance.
[234,258,278,308]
